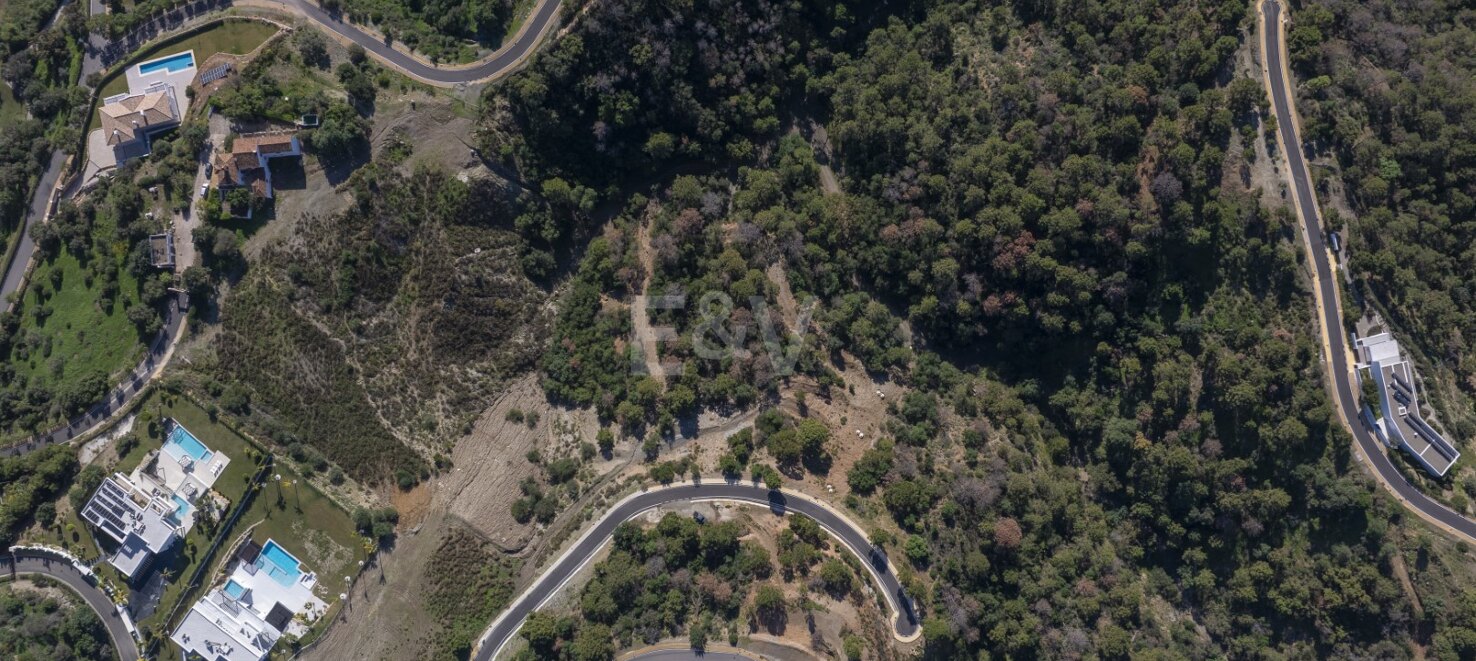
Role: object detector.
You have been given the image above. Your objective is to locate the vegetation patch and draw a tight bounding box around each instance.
[423,525,517,659]
[0,577,114,660]
[329,0,529,64]
[0,168,177,437]
[211,165,546,483]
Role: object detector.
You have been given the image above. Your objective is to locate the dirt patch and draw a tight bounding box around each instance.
[303,510,449,661]
[389,481,433,529]
[438,375,602,550]
[247,151,350,259]
[631,214,679,384]
[372,91,480,174]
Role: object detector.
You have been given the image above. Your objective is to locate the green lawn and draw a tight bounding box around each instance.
[12,214,144,399]
[0,81,24,127]
[122,393,364,645]
[90,20,280,133]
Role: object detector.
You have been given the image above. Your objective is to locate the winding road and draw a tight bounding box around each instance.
[1259,0,1476,541]
[472,478,921,661]
[2,549,141,661]
[268,0,564,86]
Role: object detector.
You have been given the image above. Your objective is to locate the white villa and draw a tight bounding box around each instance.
[80,420,230,581]
[1356,332,1461,477]
[171,538,326,661]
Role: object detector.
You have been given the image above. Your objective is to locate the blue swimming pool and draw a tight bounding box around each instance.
[170,494,192,519]
[138,51,195,75]
[256,540,303,587]
[164,425,211,462]
[223,579,247,599]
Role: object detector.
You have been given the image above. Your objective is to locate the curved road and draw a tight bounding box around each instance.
[473,479,920,661]
[2,550,140,661]
[270,0,563,86]
[1260,0,1476,541]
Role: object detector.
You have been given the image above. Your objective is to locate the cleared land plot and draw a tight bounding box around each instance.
[0,81,23,126]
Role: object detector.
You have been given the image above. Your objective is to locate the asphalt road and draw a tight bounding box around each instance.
[0,151,65,303]
[3,550,140,661]
[473,480,919,661]
[1262,0,1476,539]
[277,0,562,85]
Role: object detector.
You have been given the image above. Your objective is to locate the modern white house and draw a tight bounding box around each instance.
[171,538,326,661]
[79,420,230,581]
[1356,332,1461,477]
[79,476,179,581]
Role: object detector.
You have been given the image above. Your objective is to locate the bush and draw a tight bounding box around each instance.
[546,457,578,484]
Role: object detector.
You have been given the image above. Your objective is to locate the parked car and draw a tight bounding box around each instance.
[692,511,707,524]
[199,184,209,198]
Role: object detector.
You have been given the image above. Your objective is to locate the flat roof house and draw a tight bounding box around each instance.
[171,538,326,661]
[99,80,181,161]
[79,420,231,582]
[149,232,176,268]
[1356,332,1461,477]
[80,476,180,581]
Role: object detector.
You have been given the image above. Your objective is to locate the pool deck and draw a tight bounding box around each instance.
[84,50,197,183]
[124,50,197,104]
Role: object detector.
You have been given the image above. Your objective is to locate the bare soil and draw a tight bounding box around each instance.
[303,510,452,661]
[440,375,602,550]
[1,579,74,605]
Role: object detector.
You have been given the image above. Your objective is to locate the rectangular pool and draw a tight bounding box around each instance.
[138,51,195,75]
[255,539,303,587]
[223,579,247,599]
[164,425,211,462]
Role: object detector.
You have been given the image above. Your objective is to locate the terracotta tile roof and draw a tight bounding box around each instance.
[246,171,270,198]
[239,133,297,154]
[100,90,178,146]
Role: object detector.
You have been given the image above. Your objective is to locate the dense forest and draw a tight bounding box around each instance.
[514,513,782,659]
[1288,0,1476,441]
[475,0,1476,656]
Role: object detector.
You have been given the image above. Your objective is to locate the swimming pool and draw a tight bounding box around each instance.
[164,425,211,462]
[223,579,247,599]
[170,494,193,520]
[138,51,195,75]
[255,540,303,587]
